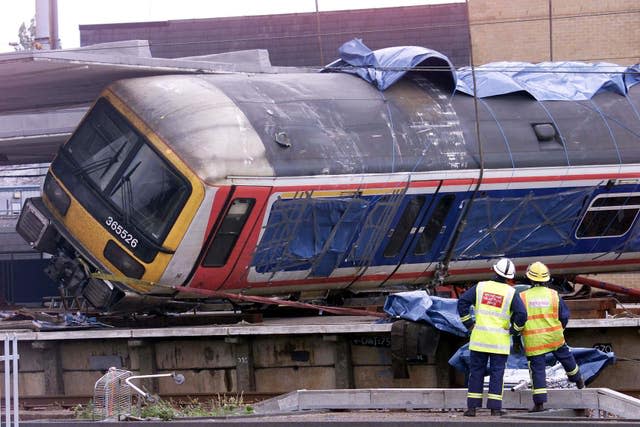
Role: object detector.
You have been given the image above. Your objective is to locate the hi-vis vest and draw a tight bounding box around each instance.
[469,280,515,355]
[520,286,565,356]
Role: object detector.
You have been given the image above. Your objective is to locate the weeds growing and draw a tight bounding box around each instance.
[75,393,254,420]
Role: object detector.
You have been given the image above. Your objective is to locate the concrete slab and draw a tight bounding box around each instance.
[15,316,391,341]
[14,315,638,343]
[252,388,640,419]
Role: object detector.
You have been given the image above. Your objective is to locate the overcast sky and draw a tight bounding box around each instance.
[0,0,462,53]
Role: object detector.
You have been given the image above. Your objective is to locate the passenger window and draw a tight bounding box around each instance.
[414,195,455,255]
[203,198,255,267]
[383,196,426,258]
[576,194,640,238]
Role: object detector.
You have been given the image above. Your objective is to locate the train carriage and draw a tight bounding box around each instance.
[16,50,640,312]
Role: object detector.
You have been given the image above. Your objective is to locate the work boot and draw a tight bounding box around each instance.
[490,409,507,416]
[576,377,585,389]
[529,403,544,412]
[463,408,476,417]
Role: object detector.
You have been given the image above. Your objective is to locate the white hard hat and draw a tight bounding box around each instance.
[493,258,515,279]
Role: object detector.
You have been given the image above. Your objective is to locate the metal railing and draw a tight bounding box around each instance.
[1,334,19,426]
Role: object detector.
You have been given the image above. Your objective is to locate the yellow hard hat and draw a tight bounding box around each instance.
[526,261,550,283]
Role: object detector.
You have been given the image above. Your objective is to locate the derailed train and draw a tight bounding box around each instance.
[16,47,640,312]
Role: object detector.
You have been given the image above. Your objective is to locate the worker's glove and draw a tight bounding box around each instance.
[512,335,524,355]
[464,321,475,336]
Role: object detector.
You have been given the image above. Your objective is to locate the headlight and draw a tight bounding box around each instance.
[44,175,71,216]
[103,240,145,279]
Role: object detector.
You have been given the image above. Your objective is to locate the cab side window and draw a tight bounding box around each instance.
[203,198,255,267]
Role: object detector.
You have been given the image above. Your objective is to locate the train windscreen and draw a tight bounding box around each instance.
[60,99,190,244]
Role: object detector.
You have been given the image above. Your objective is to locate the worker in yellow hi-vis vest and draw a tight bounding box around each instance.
[520,262,585,413]
[457,258,527,417]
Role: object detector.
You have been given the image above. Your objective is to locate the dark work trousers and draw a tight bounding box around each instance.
[467,350,508,410]
[528,344,580,404]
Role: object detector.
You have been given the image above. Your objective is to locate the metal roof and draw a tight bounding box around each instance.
[0,40,285,165]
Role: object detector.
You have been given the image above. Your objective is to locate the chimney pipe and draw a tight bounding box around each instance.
[35,0,59,49]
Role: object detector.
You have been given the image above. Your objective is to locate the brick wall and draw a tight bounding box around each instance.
[80,4,470,66]
[468,0,640,65]
[584,272,640,289]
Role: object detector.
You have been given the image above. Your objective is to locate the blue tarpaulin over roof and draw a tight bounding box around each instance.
[326,39,640,101]
[323,38,456,91]
[456,61,640,100]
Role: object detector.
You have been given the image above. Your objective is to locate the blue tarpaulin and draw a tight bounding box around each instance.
[383,291,468,337]
[383,291,615,384]
[448,342,615,385]
[456,61,640,100]
[326,39,640,101]
[323,38,456,91]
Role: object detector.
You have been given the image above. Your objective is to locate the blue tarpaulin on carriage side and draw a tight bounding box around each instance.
[383,290,469,337]
[448,342,615,385]
[456,61,640,100]
[251,197,371,276]
[452,188,593,259]
[322,38,456,91]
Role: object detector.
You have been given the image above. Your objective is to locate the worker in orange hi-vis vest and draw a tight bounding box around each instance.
[457,258,527,417]
[520,262,585,413]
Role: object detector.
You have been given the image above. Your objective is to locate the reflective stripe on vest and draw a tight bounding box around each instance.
[521,286,565,356]
[469,281,515,355]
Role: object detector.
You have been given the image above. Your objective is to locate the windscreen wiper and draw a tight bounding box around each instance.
[110,161,175,255]
[110,160,141,197]
[71,135,129,178]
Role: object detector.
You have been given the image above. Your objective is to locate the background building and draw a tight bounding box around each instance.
[468,0,639,65]
[79,1,640,67]
[80,3,471,66]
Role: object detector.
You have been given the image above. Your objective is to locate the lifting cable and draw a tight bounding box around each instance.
[431,0,485,288]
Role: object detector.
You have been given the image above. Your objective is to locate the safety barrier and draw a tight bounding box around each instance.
[1,334,19,426]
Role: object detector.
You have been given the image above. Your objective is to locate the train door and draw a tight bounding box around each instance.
[190,186,272,291]
[347,181,443,288]
[398,193,460,284]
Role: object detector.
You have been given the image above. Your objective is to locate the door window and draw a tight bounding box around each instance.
[414,194,455,255]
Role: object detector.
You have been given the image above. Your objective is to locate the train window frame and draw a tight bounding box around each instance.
[203,198,255,267]
[575,193,640,239]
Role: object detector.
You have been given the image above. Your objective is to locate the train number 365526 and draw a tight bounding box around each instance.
[105,216,139,248]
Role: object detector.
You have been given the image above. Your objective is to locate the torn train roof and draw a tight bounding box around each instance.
[326,39,640,101]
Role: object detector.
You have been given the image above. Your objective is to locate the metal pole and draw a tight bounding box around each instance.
[315,0,325,65]
[548,0,553,61]
[49,0,59,49]
[4,335,10,426]
[125,373,184,403]
[573,275,640,298]
[35,0,51,49]
[11,335,18,427]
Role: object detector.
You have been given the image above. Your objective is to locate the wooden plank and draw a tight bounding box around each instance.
[565,298,616,319]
